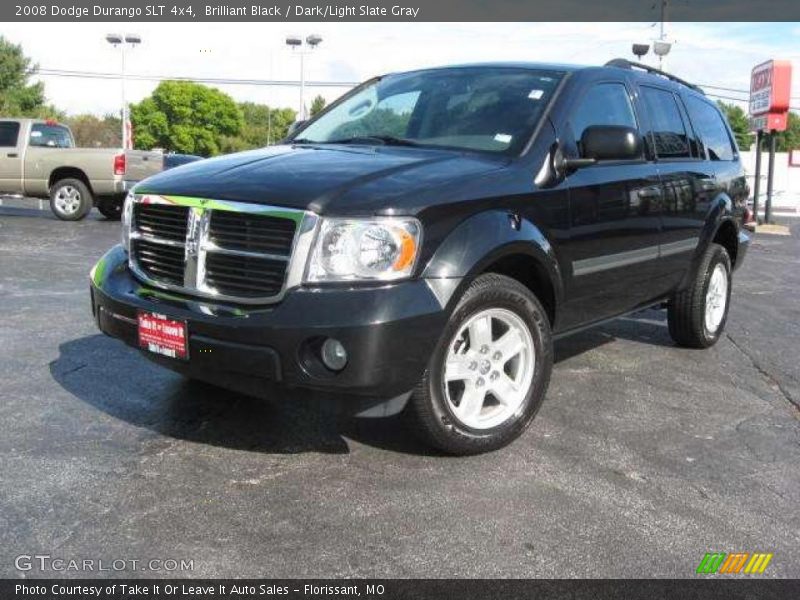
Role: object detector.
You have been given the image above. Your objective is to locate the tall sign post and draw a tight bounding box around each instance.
[748,60,792,225]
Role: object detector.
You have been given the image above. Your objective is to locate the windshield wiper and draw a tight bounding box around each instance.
[325,135,423,147]
[291,135,424,148]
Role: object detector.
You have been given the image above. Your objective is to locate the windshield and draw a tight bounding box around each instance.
[294,67,563,155]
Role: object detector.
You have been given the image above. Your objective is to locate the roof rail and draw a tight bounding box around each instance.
[604,58,705,94]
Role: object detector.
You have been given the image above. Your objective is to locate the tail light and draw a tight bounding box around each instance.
[114,153,126,176]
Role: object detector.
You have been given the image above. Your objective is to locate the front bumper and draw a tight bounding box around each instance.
[90,245,453,400]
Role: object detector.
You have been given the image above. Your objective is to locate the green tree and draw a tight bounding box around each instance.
[0,36,56,117]
[717,101,754,151]
[219,102,296,152]
[129,81,243,156]
[774,111,800,153]
[64,113,121,147]
[310,95,327,117]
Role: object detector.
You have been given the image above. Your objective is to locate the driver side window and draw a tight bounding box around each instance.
[571,83,637,144]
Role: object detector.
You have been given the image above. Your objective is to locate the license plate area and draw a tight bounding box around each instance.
[138,311,188,360]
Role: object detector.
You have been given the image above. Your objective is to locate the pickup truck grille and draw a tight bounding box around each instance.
[129,196,307,304]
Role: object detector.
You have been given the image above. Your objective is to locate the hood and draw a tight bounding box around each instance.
[135,144,505,215]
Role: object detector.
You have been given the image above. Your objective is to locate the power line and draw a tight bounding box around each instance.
[30,67,359,88]
[29,66,800,108]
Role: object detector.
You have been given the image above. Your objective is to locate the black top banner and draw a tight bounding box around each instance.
[5,0,800,22]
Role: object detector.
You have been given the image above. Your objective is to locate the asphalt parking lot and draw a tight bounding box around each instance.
[1,199,798,579]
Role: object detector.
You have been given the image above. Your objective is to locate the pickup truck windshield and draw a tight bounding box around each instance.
[294,67,564,155]
[29,123,74,148]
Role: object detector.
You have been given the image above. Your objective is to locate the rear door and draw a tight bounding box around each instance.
[0,120,24,193]
[560,78,665,329]
[637,85,715,286]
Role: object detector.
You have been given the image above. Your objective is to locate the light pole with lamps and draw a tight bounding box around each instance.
[285,34,323,120]
[106,33,141,149]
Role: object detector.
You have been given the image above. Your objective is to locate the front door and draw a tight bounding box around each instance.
[559,80,664,330]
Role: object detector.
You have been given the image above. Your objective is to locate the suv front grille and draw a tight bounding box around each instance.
[128,196,306,304]
[134,203,189,242]
[205,253,288,298]
[133,238,185,286]
[209,211,297,255]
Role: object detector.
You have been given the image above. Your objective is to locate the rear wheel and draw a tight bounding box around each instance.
[49,178,93,221]
[97,197,123,220]
[405,273,553,455]
[667,242,732,348]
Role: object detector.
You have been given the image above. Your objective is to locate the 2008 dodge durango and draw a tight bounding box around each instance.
[90,59,750,454]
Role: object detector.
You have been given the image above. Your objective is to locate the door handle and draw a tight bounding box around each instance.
[7,152,18,158]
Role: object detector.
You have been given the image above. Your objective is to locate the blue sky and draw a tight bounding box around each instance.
[2,21,798,115]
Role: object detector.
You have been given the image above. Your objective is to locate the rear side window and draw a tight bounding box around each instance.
[29,123,74,148]
[570,82,637,142]
[640,87,691,159]
[684,96,736,161]
[0,121,20,147]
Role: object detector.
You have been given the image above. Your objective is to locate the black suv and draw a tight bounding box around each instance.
[90,60,750,455]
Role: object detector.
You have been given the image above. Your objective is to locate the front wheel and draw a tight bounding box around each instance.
[668,242,732,348]
[49,178,93,221]
[96,197,123,220]
[405,273,553,455]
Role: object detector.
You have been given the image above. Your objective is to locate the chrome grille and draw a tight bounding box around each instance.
[134,203,189,242]
[133,238,185,286]
[128,196,312,304]
[209,211,296,256]
[205,253,287,298]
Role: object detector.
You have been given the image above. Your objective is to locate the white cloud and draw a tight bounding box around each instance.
[3,22,798,116]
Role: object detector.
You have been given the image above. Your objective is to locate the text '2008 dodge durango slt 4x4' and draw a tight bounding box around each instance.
[90,60,750,454]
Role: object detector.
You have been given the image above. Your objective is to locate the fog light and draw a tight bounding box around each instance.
[321,338,348,371]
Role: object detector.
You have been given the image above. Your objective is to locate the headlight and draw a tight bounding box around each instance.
[121,193,134,252]
[305,218,422,282]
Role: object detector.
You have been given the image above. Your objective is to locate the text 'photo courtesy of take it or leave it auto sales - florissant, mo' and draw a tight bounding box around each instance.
[1,1,800,598]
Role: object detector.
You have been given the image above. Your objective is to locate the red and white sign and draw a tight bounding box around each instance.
[750,60,792,115]
[138,311,188,360]
[749,60,792,132]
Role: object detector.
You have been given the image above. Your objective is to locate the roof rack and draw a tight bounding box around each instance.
[604,58,705,94]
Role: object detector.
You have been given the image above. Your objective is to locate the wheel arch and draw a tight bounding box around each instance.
[422,210,564,328]
[48,167,94,197]
[677,193,738,290]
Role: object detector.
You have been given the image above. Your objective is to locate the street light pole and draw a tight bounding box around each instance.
[286,34,322,120]
[106,33,141,149]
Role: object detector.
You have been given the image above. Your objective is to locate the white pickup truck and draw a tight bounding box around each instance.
[0,118,163,220]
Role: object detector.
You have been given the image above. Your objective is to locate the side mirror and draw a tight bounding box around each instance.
[286,120,307,138]
[581,125,642,161]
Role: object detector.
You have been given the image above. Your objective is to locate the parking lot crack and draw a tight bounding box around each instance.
[726,333,799,414]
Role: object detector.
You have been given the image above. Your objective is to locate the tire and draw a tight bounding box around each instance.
[49,178,93,221]
[97,197,123,220]
[404,273,553,455]
[667,242,732,348]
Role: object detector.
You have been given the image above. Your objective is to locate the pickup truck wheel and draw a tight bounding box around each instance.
[97,197,123,220]
[50,178,93,221]
[667,242,732,348]
[405,273,553,455]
